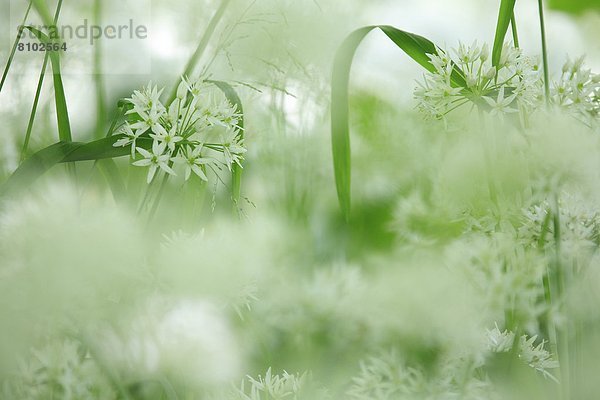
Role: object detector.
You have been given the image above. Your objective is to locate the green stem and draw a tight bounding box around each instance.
[167,0,232,102]
[0,1,32,93]
[93,0,106,138]
[510,12,520,48]
[147,168,172,224]
[21,54,49,161]
[552,196,570,400]
[537,0,551,104]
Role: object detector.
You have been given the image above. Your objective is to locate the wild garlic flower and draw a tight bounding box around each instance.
[519,194,600,265]
[132,140,175,183]
[415,41,543,121]
[416,42,600,125]
[113,80,246,185]
[235,368,309,400]
[486,325,559,382]
[553,56,600,126]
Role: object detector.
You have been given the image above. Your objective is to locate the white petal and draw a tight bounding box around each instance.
[133,159,152,167]
[137,147,152,158]
[160,163,176,176]
[147,165,158,183]
[191,164,208,181]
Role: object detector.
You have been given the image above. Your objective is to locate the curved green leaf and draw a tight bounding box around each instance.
[0,136,149,197]
[492,0,517,67]
[331,25,461,220]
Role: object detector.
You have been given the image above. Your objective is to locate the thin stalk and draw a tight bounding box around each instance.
[20,54,49,161]
[137,174,159,215]
[0,1,32,93]
[552,196,570,400]
[510,12,520,48]
[147,163,175,224]
[537,0,551,104]
[93,0,106,138]
[21,0,64,160]
[477,109,499,208]
[167,0,232,102]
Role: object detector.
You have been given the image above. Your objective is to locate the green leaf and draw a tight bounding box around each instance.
[24,26,72,143]
[207,79,245,205]
[1,136,149,198]
[31,0,54,28]
[331,25,460,220]
[492,0,517,67]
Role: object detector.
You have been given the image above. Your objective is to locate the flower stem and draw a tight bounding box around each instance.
[147,165,173,224]
[537,0,551,105]
[168,0,232,102]
[510,12,520,48]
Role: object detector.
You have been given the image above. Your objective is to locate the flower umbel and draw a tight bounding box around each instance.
[113,77,247,186]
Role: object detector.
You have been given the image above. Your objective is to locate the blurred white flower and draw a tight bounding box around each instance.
[99,299,241,390]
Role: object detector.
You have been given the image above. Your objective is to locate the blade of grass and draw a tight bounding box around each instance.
[537,0,551,105]
[492,0,517,68]
[31,0,54,28]
[331,25,460,220]
[93,0,106,138]
[21,54,50,162]
[510,12,520,48]
[167,0,232,102]
[20,0,65,161]
[24,26,72,142]
[0,1,32,94]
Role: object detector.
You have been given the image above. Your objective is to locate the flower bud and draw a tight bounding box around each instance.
[485,66,497,80]
[480,44,489,62]
[176,81,188,100]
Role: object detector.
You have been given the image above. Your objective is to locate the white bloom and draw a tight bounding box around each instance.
[126,83,165,115]
[221,133,247,171]
[132,141,175,183]
[483,87,518,116]
[98,299,241,389]
[129,107,166,135]
[173,145,214,181]
[150,124,183,152]
[112,125,143,157]
[176,79,188,100]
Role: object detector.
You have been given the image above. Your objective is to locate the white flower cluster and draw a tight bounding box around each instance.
[3,339,115,399]
[235,368,309,400]
[415,42,543,120]
[519,194,600,255]
[114,79,246,184]
[486,325,559,382]
[554,56,600,126]
[347,350,490,400]
[415,42,600,125]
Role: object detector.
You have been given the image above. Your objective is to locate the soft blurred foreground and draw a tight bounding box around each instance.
[2,109,600,399]
[1,0,600,399]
